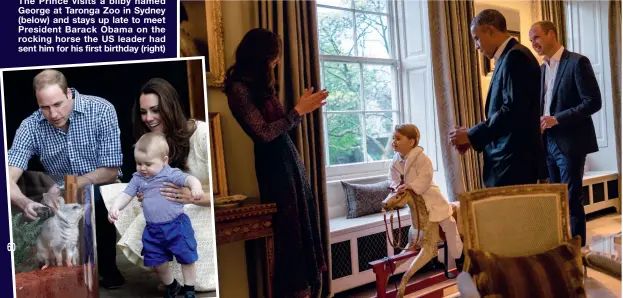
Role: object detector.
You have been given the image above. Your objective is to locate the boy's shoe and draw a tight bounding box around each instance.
[164,280,181,298]
[181,285,196,298]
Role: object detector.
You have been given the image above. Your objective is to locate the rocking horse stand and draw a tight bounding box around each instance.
[370,190,461,298]
[369,244,459,298]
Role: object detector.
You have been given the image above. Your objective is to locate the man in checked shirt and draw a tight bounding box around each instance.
[7,69,126,288]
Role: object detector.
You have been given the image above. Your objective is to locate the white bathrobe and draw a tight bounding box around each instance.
[388,146,463,259]
[388,146,452,223]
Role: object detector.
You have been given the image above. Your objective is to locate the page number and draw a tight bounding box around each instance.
[7,243,15,252]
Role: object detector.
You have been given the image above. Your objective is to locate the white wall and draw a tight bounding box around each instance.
[474,0,539,102]
[206,2,258,297]
[566,1,617,173]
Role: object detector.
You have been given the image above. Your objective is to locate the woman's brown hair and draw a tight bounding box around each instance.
[133,78,197,170]
[223,28,282,107]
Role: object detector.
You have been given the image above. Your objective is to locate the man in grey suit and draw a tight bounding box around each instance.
[449,9,546,188]
[529,21,602,247]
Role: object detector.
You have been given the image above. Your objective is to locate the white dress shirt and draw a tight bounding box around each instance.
[493,36,514,67]
[543,46,565,116]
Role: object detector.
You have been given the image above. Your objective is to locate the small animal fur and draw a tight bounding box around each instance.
[35,191,85,269]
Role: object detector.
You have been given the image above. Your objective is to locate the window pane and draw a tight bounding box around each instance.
[354,0,387,14]
[318,7,355,56]
[323,112,331,166]
[327,113,364,165]
[323,62,361,111]
[362,64,393,111]
[365,112,396,161]
[317,0,352,9]
[356,13,391,58]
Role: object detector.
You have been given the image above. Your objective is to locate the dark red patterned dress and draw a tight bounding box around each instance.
[226,82,326,297]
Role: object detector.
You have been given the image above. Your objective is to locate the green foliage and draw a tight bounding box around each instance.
[12,213,44,273]
[318,0,396,165]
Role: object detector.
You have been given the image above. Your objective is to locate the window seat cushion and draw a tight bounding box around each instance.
[330,206,411,238]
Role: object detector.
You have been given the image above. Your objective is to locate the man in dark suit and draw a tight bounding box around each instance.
[529,21,602,247]
[449,9,545,187]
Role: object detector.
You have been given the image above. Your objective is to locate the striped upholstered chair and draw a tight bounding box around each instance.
[456,184,588,298]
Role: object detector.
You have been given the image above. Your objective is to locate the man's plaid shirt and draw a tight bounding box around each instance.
[7,88,123,187]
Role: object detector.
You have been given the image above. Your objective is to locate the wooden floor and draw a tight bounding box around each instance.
[98,248,216,298]
[583,210,622,298]
[98,209,621,297]
[335,208,622,298]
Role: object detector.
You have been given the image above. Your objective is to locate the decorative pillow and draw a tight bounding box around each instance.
[467,236,586,298]
[341,180,391,219]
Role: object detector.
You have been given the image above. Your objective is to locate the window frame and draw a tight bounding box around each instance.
[317,1,448,201]
[317,1,404,182]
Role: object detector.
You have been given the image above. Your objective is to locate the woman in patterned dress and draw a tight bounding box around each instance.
[224,28,329,297]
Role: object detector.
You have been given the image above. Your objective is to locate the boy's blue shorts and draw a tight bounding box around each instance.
[141,213,198,267]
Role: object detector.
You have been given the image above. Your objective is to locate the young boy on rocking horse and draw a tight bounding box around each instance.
[389,124,464,270]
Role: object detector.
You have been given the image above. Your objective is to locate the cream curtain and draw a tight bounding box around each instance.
[609,0,621,177]
[540,0,568,47]
[428,0,485,200]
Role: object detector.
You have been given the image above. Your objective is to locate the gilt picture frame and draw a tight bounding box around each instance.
[186,59,206,121]
[180,0,225,88]
[209,113,228,198]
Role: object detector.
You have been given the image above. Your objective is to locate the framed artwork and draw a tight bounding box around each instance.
[180,0,225,88]
[186,59,206,121]
[209,113,228,198]
[481,30,521,76]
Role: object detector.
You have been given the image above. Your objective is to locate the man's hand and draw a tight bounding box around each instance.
[21,200,47,221]
[448,127,471,146]
[455,143,472,155]
[540,116,558,133]
[449,126,472,155]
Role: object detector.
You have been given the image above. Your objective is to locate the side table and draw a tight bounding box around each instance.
[214,202,277,298]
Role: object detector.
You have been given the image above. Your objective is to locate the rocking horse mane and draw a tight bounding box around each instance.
[380,181,447,297]
[402,189,424,246]
[383,189,425,250]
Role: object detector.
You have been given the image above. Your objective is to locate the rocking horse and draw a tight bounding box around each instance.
[376,188,457,298]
